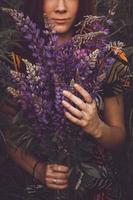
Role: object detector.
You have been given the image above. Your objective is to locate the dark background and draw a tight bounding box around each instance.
[0,0,133,199]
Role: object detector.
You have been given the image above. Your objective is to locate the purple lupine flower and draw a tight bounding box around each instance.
[3,8,124,153]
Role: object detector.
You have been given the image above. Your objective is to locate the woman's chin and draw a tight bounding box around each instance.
[53,26,71,35]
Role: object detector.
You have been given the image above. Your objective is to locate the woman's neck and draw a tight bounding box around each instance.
[57,31,73,45]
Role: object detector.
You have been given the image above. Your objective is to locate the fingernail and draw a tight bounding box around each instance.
[62,100,67,106]
[74,83,78,87]
[58,166,62,171]
[62,90,67,95]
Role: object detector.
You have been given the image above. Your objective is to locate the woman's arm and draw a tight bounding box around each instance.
[62,83,126,150]
[1,101,69,189]
[5,140,69,189]
[92,94,125,149]
[6,146,40,176]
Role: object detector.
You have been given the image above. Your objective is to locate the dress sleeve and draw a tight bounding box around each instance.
[103,61,130,97]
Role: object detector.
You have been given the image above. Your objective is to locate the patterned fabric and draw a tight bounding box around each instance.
[103,61,130,97]
[73,135,122,200]
[0,54,129,200]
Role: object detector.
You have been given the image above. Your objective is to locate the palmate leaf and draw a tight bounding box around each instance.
[0,60,38,154]
[0,0,23,10]
[0,27,22,60]
[0,28,19,41]
[10,110,48,158]
[0,54,12,63]
[0,0,23,63]
[96,0,133,46]
[0,0,22,29]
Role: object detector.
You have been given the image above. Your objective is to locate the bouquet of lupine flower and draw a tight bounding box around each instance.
[1,7,129,200]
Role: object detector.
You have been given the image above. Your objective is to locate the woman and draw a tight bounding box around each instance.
[2,0,128,199]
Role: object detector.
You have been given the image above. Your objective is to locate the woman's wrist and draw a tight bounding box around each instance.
[33,160,42,178]
[33,161,46,184]
[92,120,105,139]
[84,118,104,139]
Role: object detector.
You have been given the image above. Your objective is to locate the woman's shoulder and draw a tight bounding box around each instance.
[106,61,129,84]
[103,60,130,97]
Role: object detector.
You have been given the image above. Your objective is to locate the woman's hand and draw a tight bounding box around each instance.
[35,163,69,190]
[45,164,69,189]
[62,83,126,149]
[62,83,102,137]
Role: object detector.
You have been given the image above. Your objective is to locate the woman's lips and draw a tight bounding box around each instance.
[53,19,70,24]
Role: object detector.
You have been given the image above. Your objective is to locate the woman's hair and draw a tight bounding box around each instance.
[22,0,96,29]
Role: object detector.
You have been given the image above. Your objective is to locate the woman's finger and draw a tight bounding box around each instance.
[46,177,68,185]
[64,111,89,128]
[48,164,69,173]
[64,111,82,126]
[62,100,83,119]
[62,90,86,110]
[74,83,93,103]
[46,183,68,190]
[46,171,68,180]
